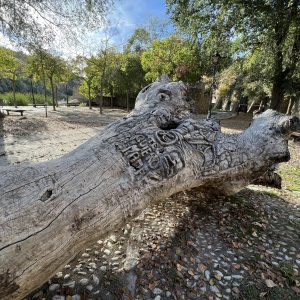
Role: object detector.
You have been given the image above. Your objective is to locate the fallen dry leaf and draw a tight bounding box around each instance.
[265,279,277,288]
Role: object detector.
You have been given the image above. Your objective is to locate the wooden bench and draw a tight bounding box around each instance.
[31,104,47,107]
[4,109,26,116]
[66,103,80,107]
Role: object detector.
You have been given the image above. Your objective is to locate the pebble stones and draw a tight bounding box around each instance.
[79,278,88,286]
[29,178,300,300]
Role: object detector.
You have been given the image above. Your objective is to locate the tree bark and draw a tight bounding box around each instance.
[0,80,299,300]
[126,90,129,112]
[110,86,114,108]
[30,78,35,107]
[270,70,285,110]
[50,77,56,111]
[66,82,69,105]
[55,84,59,107]
[286,96,295,115]
[88,83,92,110]
[12,75,17,108]
[99,91,103,114]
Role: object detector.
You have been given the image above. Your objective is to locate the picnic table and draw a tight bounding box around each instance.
[3,109,26,116]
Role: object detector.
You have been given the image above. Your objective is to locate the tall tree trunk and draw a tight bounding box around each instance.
[12,75,17,108]
[270,33,285,111]
[286,96,295,115]
[50,77,56,111]
[66,83,69,105]
[110,86,113,108]
[43,73,47,105]
[0,80,299,300]
[30,78,35,107]
[88,83,92,109]
[99,91,103,114]
[126,90,129,112]
[55,84,59,107]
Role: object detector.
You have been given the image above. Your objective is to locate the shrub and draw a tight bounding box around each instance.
[0,92,51,106]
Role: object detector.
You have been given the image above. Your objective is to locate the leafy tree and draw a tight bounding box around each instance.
[0,47,25,107]
[0,0,113,46]
[76,56,98,109]
[141,35,202,83]
[115,53,146,111]
[88,45,111,114]
[125,28,151,53]
[27,48,69,110]
[167,0,300,110]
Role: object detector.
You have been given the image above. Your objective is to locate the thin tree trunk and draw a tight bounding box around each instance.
[12,75,17,108]
[30,78,35,107]
[247,100,256,113]
[50,78,56,111]
[43,72,47,104]
[126,90,129,112]
[286,96,295,115]
[0,81,299,300]
[110,86,113,108]
[55,84,59,107]
[99,91,103,115]
[66,83,69,105]
[42,69,48,118]
[88,83,92,109]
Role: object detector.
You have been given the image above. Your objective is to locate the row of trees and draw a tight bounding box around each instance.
[76,32,204,113]
[0,47,72,110]
[1,8,299,114]
[166,0,300,113]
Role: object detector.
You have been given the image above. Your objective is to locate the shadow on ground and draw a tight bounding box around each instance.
[220,113,253,133]
[26,187,300,300]
[50,108,127,128]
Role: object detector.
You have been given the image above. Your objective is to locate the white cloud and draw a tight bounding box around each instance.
[0,0,171,58]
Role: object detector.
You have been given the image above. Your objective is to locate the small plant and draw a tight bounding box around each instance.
[79,102,86,107]
[279,262,296,284]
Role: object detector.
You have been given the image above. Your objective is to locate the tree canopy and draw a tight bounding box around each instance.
[0,0,113,46]
[167,0,300,110]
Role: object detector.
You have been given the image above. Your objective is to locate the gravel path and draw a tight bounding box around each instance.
[1,108,299,300]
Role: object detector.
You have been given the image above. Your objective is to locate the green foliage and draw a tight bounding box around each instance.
[0,92,50,106]
[0,47,25,81]
[125,28,151,53]
[0,0,113,46]
[167,0,300,110]
[141,35,202,83]
[79,80,97,99]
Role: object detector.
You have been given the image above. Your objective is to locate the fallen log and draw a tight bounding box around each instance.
[0,79,299,299]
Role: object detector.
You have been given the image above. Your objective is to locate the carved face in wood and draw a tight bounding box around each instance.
[247,110,300,163]
[134,80,192,117]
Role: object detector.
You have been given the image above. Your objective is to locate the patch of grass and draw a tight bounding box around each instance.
[240,284,260,300]
[1,92,51,106]
[262,190,281,198]
[267,287,299,300]
[279,165,300,192]
[279,262,297,284]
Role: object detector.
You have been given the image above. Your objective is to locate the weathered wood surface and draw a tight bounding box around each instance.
[0,80,299,299]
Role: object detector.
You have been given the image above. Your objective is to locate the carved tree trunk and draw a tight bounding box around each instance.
[0,80,299,299]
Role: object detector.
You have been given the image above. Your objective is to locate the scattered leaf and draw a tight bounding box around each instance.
[265,279,276,288]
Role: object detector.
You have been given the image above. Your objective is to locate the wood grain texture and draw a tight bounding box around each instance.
[0,79,299,299]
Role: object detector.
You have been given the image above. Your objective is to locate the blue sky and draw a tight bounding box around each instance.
[87,0,174,53]
[0,0,174,57]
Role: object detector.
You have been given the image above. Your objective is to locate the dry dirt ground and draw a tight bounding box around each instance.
[0,107,299,300]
